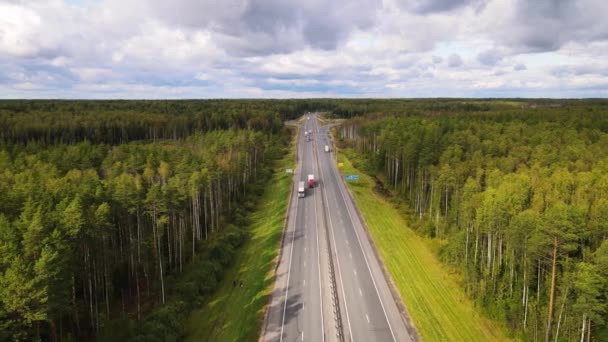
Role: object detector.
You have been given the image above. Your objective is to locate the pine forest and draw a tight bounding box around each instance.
[337,100,608,341]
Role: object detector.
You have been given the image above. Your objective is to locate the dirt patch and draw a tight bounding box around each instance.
[372,176,391,198]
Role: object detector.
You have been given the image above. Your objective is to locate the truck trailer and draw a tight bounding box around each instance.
[298,181,305,198]
[308,174,315,188]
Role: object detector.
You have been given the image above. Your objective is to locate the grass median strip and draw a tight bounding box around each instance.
[186,140,294,342]
[337,148,511,342]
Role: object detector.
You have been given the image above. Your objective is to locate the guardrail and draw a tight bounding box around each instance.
[313,119,345,342]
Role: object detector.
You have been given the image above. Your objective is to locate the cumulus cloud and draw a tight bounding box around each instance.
[496,0,608,52]
[477,49,503,66]
[403,0,489,14]
[514,63,526,71]
[0,0,607,98]
[447,54,463,67]
[148,0,380,56]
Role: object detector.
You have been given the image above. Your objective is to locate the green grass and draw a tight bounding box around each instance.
[186,139,295,342]
[337,149,512,342]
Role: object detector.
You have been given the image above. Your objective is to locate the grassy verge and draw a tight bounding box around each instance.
[336,148,512,341]
[186,134,295,342]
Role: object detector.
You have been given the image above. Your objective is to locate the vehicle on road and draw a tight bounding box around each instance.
[298,181,305,198]
[324,144,330,152]
[308,174,315,188]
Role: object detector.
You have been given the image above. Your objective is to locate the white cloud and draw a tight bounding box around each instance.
[0,3,42,57]
[0,0,606,98]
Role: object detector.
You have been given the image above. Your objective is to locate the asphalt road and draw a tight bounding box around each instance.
[263,114,413,342]
[263,114,328,342]
[316,123,413,342]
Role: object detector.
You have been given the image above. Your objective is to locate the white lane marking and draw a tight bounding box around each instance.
[302,331,304,341]
[303,279,306,287]
[304,247,307,253]
[316,131,354,342]
[359,288,363,296]
[346,239,349,245]
[349,252,352,259]
[354,269,357,276]
[332,155,397,342]
[366,314,370,323]
[312,174,326,342]
[280,183,300,342]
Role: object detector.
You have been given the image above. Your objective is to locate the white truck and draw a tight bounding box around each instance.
[324,145,330,152]
[298,181,305,198]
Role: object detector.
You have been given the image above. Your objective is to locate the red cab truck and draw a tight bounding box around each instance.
[308,174,315,188]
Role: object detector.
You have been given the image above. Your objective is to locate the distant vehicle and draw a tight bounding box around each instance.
[304,131,309,137]
[324,145,330,152]
[298,181,305,198]
[307,116,310,120]
[308,174,315,188]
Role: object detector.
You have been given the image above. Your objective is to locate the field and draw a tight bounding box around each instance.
[186,134,295,342]
[336,148,512,341]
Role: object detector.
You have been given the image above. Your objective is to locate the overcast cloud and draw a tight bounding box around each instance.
[0,0,607,98]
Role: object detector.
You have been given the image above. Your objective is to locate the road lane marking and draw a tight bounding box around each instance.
[354,269,357,275]
[316,131,354,341]
[304,279,306,287]
[359,288,363,296]
[312,166,326,342]
[331,156,397,342]
[349,252,352,259]
[280,194,299,342]
[366,314,370,323]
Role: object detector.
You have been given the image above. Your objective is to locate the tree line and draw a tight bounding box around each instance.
[0,100,290,341]
[1,98,538,145]
[337,101,608,341]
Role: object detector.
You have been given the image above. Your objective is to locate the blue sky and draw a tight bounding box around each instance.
[1,0,607,98]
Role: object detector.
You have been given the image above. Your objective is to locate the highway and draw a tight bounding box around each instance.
[263,114,330,342]
[263,114,413,342]
[316,122,413,342]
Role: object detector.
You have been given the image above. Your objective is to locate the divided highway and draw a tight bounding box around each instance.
[263,114,414,342]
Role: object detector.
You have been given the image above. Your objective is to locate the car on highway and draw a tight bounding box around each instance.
[298,181,305,198]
